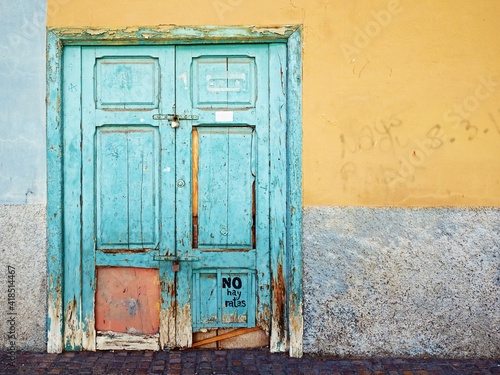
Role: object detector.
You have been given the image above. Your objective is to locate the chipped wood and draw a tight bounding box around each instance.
[47,287,63,353]
[47,25,302,355]
[270,263,288,352]
[288,301,303,358]
[49,25,299,45]
[192,127,199,249]
[96,331,159,351]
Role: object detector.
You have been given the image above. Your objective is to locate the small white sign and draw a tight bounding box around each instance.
[215,111,233,122]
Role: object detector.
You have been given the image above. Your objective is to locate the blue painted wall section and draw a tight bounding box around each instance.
[0,0,47,204]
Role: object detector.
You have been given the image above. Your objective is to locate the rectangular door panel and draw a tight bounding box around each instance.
[192,269,255,330]
[95,266,160,335]
[95,57,159,109]
[96,126,159,250]
[192,56,256,109]
[194,126,255,249]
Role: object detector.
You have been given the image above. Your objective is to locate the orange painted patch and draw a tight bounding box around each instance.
[95,267,160,335]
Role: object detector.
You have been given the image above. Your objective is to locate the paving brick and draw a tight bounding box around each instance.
[1,350,499,374]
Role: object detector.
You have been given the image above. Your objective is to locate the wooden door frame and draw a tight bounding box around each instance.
[46,25,303,357]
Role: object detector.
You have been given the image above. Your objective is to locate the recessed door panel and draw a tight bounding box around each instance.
[192,56,256,108]
[192,269,255,329]
[95,57,159,109]
[96,126,159,250]
[194,126,255,249]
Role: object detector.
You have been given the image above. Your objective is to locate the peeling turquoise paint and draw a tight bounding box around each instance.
[46,25,303,356]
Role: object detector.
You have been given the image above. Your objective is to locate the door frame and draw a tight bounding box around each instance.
[46,25,303,357]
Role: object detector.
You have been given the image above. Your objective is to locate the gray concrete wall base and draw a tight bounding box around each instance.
[303,207,499,358]
[0,204,47,351]
[1,204,498,356]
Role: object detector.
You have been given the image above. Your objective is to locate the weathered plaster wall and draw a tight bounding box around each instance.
[0,205,47,351]
[0,1,47,204]
[303,207,500,357]
[46,0,500,207]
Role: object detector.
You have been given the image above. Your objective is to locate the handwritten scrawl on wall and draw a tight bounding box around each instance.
[337,75,500,194]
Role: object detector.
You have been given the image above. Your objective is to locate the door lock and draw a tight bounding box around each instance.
[152,113,199,128]
[153,255,199,273]
[171,115,179,128]
[171,259,180,272]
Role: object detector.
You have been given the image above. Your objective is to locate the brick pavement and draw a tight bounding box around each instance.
[0,349,498,375]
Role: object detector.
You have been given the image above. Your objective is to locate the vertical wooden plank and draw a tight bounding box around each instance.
[127,129,159,247]
[192,128,199,248]
[269,43,289,353]
[197,127,229,247]
[81,47,97,350]
[197,272,219,326]
[96,130,129,248]
[157,46,177,350]
[286,29,304,358]
[253,46,271,334]
[227,128,254,247]
[46,30,64,354]
[62,45,83,351]
[227,57,256,107]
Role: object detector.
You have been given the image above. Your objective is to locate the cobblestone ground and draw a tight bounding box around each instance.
[0,350,499,375]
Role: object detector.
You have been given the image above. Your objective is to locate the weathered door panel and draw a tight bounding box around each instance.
[175,45,271,338]
[77,46,175,350]
[195,126,255,249]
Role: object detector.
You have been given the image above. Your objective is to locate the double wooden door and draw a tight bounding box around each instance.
[62,43,284,350]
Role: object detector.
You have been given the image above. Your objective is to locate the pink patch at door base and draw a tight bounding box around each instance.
[95,267,160,335]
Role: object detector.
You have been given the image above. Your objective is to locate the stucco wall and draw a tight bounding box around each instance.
[0,205,47,351]
[303,207,499,357]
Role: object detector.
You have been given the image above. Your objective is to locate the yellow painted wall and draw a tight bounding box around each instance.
[47,0,500,207]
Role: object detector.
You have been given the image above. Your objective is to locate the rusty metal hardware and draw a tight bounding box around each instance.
[153,255,199,261]
[153,255,199,272]
[152,113,199,128]
[152,114,199,121]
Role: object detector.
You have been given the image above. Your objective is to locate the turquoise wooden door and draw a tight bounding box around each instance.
[69,43,279,350]
[79,46,176,350]
[174,45,271,346]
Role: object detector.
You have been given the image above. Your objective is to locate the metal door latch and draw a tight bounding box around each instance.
[152,113,199,128]
[153,254,199,272]
[171,259,180,272]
